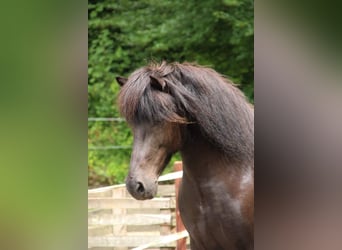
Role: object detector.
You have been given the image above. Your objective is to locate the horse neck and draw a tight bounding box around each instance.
[180,126,253,184]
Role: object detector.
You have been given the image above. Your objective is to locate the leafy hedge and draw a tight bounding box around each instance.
[88,0,254,187]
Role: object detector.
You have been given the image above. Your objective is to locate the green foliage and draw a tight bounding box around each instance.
[88,0,254,187]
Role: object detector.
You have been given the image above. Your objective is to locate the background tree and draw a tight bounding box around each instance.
[88,0,254,187]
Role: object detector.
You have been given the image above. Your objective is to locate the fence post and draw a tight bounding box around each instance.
[174,161,187,250]
[111,187,128,250]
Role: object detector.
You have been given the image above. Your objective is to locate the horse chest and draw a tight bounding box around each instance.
[178,177,251,249]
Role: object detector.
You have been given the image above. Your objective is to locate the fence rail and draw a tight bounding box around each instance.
[88,161,189,250]
[88,117,129,150]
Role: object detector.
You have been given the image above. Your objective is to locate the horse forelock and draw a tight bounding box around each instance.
[118,61,254,161]
[118,64,186,124]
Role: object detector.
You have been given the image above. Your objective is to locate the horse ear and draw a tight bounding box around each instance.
[116,76,128,87]
[150,75,166,91]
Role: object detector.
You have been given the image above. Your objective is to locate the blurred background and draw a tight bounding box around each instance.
[88,0,254,187]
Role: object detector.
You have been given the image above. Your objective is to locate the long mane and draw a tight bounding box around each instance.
[118,61,254,161]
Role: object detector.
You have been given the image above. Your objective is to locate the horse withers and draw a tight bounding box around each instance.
[117,62,254,250]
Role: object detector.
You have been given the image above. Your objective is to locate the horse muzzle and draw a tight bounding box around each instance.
[126,177,158,200]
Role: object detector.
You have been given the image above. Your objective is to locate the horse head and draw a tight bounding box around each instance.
[116,75,184,200]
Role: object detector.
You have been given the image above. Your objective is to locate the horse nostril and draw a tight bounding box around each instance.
[136,182,145,194]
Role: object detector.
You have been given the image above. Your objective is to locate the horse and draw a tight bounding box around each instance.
[116,61,254,250]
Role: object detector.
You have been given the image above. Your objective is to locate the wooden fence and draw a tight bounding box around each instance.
[88,161,189,250]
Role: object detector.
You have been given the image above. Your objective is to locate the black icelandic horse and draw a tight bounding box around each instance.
[116,62,254,250]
